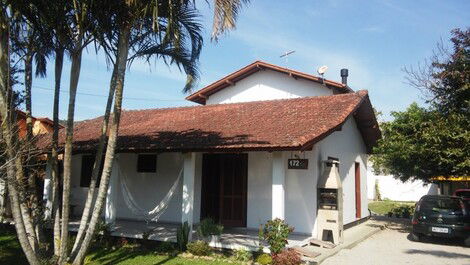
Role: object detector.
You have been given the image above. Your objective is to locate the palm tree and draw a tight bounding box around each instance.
[0,5,41,265]
[74,1,249,263]
[10,14,52,250]
[72,2,202,263]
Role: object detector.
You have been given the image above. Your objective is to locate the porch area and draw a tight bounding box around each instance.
[68,219,310,251]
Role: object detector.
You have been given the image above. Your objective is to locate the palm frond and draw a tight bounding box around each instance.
[211,0,249,41]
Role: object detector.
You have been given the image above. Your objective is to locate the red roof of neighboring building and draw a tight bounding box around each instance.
[186,60,353,105]
[40,90,380,153]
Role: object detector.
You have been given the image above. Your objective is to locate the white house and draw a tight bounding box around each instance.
[43,61,381,246]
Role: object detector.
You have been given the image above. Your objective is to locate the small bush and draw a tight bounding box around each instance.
[233,248,252,261]
[155,241,176,253]
[261,218,294,254]
[272,249,301,265]
[391,204,414,218]
[256,253,273,265]
[197,218,224,239]
[187,240,212,256]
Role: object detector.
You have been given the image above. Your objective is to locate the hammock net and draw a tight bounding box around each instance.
[118,160,183,223]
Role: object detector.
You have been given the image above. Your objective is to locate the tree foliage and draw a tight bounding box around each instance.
[371,103,469,182]
[372,28,470,182]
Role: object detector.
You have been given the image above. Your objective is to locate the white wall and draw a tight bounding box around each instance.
[246,152,272,230]
[246,151,317,235]
[206,70,333,105]
[313,117,369,225]
[246,117,367,234]
[70,152,202,224]
[366,170,438,202]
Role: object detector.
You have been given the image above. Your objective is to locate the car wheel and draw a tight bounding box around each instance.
[411,232,421,242]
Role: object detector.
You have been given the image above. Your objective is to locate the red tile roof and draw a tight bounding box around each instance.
[40,91,380,153]
[186,61,353,104]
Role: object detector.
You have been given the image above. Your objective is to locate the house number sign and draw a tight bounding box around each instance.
[288,159,308,169]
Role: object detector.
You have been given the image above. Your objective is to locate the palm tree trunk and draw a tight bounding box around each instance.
[5,157,41,265]
[70,66,116,259]
[0,9,40,264]
[59,49,82,264]
[24,51,33,139]
[52,47,64,256]
[23,47,45,252]
[73,25,130,265]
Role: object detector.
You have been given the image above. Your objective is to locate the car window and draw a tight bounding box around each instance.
[420,197,462,212]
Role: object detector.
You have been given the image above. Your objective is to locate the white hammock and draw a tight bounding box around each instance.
[118,160,183,223]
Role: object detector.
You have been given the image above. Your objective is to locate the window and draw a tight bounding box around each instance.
[80,155,102,187]
[137,154,157,173]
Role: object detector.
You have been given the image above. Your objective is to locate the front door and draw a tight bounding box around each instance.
[201,153,247,227]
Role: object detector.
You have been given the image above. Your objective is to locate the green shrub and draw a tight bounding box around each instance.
[391,204,414,218]
[256,253,273,265]
[260,218,294,254]
[155,241,176,253]
[177,221,190,251]
[196,218,224,239]
[233,248,253,261]
[272,249,301,265]
[187,240,212,256]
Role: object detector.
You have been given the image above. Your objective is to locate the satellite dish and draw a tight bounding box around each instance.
[317,65,328,75]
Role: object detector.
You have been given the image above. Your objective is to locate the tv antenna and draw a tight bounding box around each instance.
[280,50,295,65]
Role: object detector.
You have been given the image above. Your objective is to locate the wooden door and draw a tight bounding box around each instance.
[355,162,361,218]
[201,154,247,227]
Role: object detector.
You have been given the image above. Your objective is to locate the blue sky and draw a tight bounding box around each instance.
[29,0,469,121]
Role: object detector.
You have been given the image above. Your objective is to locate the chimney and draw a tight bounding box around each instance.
[340,69,348,85]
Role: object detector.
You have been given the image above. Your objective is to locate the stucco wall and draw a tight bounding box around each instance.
[366,170,438,202]
[70,153,202,224]
[313,117,369,225]
[205,70,333,105]
[246,116,368,234]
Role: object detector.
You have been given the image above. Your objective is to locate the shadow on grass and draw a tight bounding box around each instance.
[90,248,146,265]
[153,255,176,265]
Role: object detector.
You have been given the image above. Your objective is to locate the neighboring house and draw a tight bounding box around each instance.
[15,110,57,138]
[43,61,381,242]
[366,166,438,202]
[0,110,57,139]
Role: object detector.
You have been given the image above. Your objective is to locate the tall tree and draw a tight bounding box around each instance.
[372,28,470,182]
[0,4,41,265]
[74,1,250,263]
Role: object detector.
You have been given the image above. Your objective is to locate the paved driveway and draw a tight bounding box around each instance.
[322,220,470,265]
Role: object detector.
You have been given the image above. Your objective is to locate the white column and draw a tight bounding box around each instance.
[43,159,53,220]
[105,156,119,226]
[272,152,285,220]
[0,177,6,220]
[182,152,196,240]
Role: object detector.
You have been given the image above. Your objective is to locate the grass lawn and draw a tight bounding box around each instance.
[368,200,415,215]
[0,229,239,265]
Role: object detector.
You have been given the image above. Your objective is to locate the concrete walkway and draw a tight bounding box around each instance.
[322,217,470,265]
[296,218,385,264]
